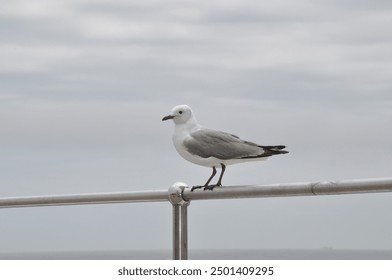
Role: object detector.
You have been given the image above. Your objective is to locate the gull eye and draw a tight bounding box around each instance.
[179,110,183,114]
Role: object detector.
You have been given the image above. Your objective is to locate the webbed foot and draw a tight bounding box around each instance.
[191,185,204,192]
[203,184,222,191]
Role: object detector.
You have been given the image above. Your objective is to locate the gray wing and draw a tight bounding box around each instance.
[184,129,264,160]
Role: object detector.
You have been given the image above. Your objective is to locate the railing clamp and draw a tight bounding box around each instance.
[168,182,190,206]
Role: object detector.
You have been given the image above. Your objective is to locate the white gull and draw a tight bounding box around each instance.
[162,104,288,191]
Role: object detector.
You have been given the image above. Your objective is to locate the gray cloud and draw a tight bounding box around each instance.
[1,0,392,255]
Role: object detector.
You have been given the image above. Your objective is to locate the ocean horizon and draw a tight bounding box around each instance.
[1,249,392,260]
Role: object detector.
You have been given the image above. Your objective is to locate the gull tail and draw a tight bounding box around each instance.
[240,145,288,159]
[260,145,289,157]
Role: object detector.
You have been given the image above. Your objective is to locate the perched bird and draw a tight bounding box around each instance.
[162,105,288,191]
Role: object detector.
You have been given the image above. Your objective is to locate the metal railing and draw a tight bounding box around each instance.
[1,178,392,259]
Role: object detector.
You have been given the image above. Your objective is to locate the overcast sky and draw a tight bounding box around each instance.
[1,0,392,257]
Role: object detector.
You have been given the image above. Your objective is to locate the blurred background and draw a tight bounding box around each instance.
[1,0,391,258]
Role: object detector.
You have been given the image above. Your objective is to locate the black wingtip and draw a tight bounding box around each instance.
[261,145,289,156]
[240,145,288,159]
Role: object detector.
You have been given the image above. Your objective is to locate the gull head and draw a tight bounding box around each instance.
[162,104,194,125]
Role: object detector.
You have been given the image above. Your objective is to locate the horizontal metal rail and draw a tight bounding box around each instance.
[183,177,392,201]
[0,190,168,208]
[1,178,392,209]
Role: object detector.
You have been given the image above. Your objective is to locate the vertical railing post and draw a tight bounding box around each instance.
[168,183,190,260]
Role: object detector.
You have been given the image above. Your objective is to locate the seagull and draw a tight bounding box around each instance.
[162,104,288,191]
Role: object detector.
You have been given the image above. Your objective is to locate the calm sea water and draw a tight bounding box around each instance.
[1,249,392,260]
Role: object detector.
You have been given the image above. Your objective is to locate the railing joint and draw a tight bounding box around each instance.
[168,182,190,206]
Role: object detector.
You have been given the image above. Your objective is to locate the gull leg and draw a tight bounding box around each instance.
[204,166,218,186]
[216,163,226,186]
[191,167,217,192]
[203,164,226,191]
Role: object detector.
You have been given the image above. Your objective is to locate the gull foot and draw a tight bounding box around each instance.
[203,184,222,191]
[191,186,204,192]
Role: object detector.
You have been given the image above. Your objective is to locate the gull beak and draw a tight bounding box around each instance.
[162,115,174,121]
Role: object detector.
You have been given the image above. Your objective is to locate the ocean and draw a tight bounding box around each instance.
[1,249,392,260]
